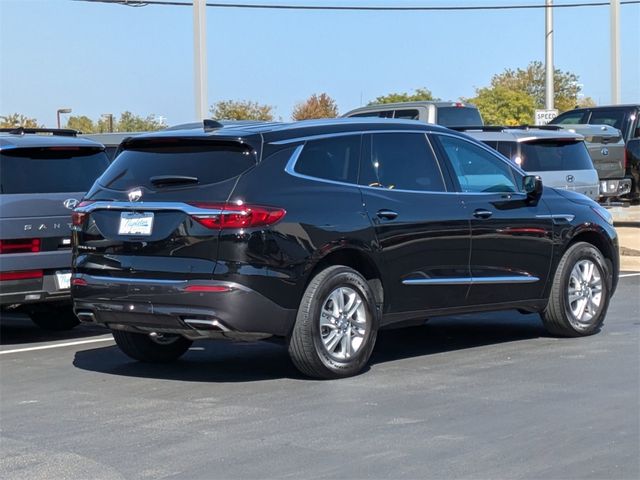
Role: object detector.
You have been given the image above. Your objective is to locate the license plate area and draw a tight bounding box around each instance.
[118,212,154,236]
[55,271,71,290]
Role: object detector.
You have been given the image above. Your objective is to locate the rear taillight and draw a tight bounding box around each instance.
[0,270,43,281]
[0,239,41,254]
[189,202,286,230]
[72,201,94,227]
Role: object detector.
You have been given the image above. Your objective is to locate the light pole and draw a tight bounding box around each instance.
[611,0,620,104]
[193,0,208,120]
[57,108,72,129]
[101,113,114,133]
[544,0,554,110]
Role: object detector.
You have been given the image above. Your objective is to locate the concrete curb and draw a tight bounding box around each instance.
[620,256,640,272]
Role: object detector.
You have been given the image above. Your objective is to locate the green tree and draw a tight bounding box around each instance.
[467,85,536,126]
[292,93,339,120]
[66,115,97,133]
[0,113,41,128]
[116,111,166,132]
[488,61,585,113]
[210,100,274,121]
[369,87,438,105]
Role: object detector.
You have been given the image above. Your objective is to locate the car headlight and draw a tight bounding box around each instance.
[591,205,614,225]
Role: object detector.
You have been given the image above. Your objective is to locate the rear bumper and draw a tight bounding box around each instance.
[72,274,296,340]
[0,272,71,307]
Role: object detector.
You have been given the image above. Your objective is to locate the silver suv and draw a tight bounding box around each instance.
[454,126,599,200]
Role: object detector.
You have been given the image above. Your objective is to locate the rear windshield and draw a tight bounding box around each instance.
[0,147,110,194]
[436,107,483,127]
[99,139,257,191]
[519,140,593,171]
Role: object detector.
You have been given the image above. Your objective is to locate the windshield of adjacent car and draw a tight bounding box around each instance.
[0,147,110,194]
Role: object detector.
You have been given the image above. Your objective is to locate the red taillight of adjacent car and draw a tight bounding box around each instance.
[72,201,94,227]
[0,270,43,281]
[0,238,41,254]
[189,202,286,230]
[184,285,231,293]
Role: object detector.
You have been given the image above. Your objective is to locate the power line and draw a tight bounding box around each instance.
[74,0,640,11]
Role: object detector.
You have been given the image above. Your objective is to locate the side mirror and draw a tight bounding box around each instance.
[523,175,543,204]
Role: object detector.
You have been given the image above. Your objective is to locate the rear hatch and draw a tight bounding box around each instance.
[556,124,626,180]
[0,145,110,285]
[73,136,261,280]
[518,139,599,199]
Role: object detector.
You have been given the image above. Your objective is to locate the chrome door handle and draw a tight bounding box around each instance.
[473,209,493,219]
[376,209,398,220]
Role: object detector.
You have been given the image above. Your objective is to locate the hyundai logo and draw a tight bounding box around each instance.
[601,147,609,156]
[566,175,575,183]
[128,188,143,202]
[63,198,79,210]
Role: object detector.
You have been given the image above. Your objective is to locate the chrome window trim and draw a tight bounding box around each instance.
[535,214,575,222]
[271,129,429,146]
[283,133,454,195]
[75,201,224,216]
[403,275,540,286]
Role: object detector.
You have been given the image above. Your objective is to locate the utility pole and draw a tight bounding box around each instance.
[610,0,621,104]
[545,0,554,110]
[193,0,208,120]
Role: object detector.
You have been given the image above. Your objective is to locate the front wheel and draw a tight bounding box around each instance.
[288,265,379,379]
[112,330,192,362]
[542,242,611,337]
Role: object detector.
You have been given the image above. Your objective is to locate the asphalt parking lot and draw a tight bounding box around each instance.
[1,273,639,480]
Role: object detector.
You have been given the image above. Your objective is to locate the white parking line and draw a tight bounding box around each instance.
[619,272,640,278]
[0,337,114,355]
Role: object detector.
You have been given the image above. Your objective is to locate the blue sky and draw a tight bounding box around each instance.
[1,0,638,127]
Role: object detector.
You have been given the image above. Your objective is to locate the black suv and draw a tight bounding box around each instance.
[1,128,110,329]
[72,119,619,378]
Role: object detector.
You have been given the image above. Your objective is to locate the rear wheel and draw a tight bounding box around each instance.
[542,242,611,337]
[112,330,192,362]
[288,265,379,379]
[30,305,79,331]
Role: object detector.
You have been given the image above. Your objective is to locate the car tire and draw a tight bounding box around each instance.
[112,330,192,363]
[30,306,80,331]
[288,265,379,379]
[541,242,611,337]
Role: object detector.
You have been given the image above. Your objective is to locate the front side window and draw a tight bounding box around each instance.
[359,133,446,192]
[294,135,360,184]
[435,135,519,193]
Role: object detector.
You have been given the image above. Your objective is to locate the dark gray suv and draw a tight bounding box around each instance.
[0,128,110,329]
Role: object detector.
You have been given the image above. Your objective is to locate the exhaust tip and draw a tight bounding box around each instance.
[76,311,96,323]
[182,318,230,332]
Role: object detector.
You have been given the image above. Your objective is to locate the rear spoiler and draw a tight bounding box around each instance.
[0,127,79,137]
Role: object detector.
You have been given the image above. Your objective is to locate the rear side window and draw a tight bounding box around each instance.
[519,140,594,171]
[99,139,256,190]
[435,135,518,193]
[360,133,445,192]
[551,111,587,125]
[0,147,110,194]
[436,107,483,127]
[294,135,360,184]
[349,111,394,118]
[393,109,420,120]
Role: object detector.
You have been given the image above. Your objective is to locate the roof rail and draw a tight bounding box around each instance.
[0,127,79,137]
[448,126,506,132]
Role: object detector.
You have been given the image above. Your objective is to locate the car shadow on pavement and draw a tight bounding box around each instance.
[0,313,108,346]
[72,310,548,383]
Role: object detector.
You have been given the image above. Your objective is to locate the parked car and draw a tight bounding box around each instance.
[0,128,110,329]
[72,118,619,378]
[550,104,640,202]
[453,126,599,200]
[343,101,483,127]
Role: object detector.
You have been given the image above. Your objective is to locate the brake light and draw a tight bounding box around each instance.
[189,202,286,229]
[72,201,94,227]
[184,285,231,293]
[0,239,41,254]
[72,278,88,286]
[0,270,43,281]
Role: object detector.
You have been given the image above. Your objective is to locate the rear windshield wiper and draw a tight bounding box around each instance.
[150,175,199,187]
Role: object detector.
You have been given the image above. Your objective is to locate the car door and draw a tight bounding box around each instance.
[431,133,554,305]
[358,132,471,318]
